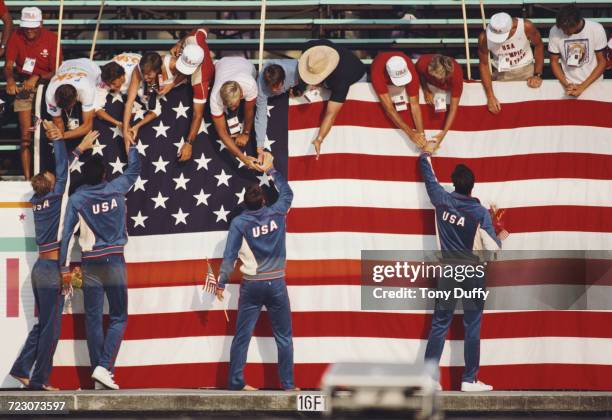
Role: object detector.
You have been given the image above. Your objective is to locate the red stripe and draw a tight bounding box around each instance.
[288,100,612,131]
[120,258,611,288]
[59,311,612,341]
[288,153,611,182]
[6,258,19,318]
[287,206,612,234]
[49,363,612,390]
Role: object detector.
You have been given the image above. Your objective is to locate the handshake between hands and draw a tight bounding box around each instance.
[42,120,100,153]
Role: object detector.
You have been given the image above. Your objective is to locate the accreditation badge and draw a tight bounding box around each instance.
[23,57,36,74]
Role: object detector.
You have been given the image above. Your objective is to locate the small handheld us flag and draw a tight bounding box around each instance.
[203,258,218,294]
[203,258,230,322]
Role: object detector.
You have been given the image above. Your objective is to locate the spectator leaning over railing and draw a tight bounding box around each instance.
[255,60,300,165]
[416,54,463,146]
[169,28,215,161]
[0,0,14,58]
[95,52,142,129]
[297,39,366,160]
[210,56,261,171]
[370,51,425,148]
[478,12,544,115]
[4,7,61,180]
[44,58,100,145]
[122,52,164,145]
[548,4,607,97]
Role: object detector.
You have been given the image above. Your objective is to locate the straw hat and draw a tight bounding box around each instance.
[298,45,340,85]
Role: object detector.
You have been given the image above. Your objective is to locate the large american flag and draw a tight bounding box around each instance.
[44,80,612,391]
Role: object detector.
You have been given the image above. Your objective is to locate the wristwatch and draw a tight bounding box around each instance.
[534,72,542,78]
[186,138,194,145]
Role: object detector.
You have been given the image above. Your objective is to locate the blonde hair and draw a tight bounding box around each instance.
[31,172,53,195]
[427,55,453,80]
[220,81,242,108]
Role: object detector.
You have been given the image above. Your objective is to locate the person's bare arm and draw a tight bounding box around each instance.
[378,92,425,147]
[123,70,141,141]
[234,100,256,147]
[96,109,122,127]
[311,100,343,159]
[409,95,424,135]
[477,32,500,114]
[419,73,433,105]
[525,19,544,88]
[178,102,204,161]
[61,110,94,140]
[4,59,17,94]
[213,115,260,171]
[550,54,570,89]
[0,12,13,58]
[432,96,460,143]
[567,51,607,97]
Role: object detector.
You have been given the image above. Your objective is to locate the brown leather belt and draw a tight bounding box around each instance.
[39,250,59,260]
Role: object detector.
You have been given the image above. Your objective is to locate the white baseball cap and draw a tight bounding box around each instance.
[20,7,43,28]
[176,44,204,75]
[486,12,513,44]
[385,55,412,86]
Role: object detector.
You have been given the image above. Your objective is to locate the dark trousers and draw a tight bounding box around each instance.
[424,274,485,383]
[82,254,128,372]
[10,259,64,389]
[228,278,294,390]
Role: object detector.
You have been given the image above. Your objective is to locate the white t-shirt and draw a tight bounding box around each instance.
[46,58,101,117]
[548,19,607,84]
[94,52,142,111]
[210,57,257,117]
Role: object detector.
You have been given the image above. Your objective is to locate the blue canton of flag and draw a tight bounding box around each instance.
[39,83,289,237]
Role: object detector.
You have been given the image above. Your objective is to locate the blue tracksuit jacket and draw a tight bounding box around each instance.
[31,140,82,254]
[59,147,140,273]
[218,168,293,288]
[419,152,501,251]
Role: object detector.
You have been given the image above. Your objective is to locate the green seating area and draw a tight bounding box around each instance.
[0,0,610,177]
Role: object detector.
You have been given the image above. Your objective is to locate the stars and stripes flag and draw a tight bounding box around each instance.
[37,80,611,391]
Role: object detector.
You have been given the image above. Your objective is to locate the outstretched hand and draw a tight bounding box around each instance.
[78,130,100,152]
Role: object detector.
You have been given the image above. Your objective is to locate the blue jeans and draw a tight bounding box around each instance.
[10,259,64,389]
[424,275,485,383]
[228,278,294,390]
[82,254,128,372]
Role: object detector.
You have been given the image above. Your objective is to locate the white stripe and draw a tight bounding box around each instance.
[56,155,74,243]
[0,208,35,237]
[288,125,612,158]
[289,178,612,210]
[289,80,612,106]
[63,284,612,316]
[0,181,33,201]
[53,336,612,367]
[124,231,612,262]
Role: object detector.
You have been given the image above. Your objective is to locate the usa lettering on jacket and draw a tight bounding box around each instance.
[32,200,50,212]
[252,220,279,238]
[92,198,118,214]
[442,211,465,227]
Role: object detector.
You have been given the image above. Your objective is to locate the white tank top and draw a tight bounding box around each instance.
[487,18,534,71]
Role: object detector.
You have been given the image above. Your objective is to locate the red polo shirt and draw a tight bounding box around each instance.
[0,1,7,16]
[370,51,420,97]
[6,28,63,77]
[415,54,464,98]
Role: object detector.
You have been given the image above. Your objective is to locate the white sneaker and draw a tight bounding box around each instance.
[461,380,493,392]
[91,366,119,390]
